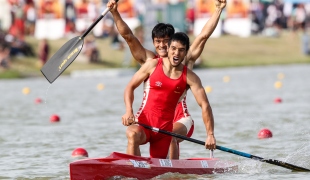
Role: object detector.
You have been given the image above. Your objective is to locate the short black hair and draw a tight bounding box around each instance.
[168,32,190,51]
[151,23,175,40]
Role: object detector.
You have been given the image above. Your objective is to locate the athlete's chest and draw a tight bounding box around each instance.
[149,70,185,94]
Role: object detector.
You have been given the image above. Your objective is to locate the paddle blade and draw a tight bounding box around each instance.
[41,36,84,83]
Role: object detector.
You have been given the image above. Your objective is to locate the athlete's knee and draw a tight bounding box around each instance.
[126,127,143,144]
[126,130,139,140]
[173,122,187,135]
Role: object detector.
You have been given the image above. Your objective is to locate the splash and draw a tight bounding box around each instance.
[284,132,310,169]
[44,84,52,104]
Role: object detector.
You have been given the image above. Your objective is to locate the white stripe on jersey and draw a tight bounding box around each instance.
[135,79,151,120]
[180,94,190,117]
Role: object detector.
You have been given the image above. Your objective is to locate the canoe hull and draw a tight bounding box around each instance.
[70,152,238,179]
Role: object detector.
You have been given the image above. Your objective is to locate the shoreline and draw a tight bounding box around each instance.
[2,62,309,80]
[1,32,310,79]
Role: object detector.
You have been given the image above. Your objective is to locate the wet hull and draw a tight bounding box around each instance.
[70,152,238,179]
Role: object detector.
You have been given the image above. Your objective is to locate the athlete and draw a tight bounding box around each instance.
[122,32,216,158]
[107,0,226,159]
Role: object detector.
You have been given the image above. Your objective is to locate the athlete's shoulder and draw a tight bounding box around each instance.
[186,68,200,82]
[185,66,194,74]
[142,57,159,71]
[146,50,157,59]
[145,57,159,64]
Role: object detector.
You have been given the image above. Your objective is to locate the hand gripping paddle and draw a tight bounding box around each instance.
[41,1,118,83]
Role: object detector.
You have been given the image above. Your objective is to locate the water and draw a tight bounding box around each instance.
[0,64,309,179]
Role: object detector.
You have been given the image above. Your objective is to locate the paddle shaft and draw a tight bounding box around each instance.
[81,8,110,39]
[138,123,310,172]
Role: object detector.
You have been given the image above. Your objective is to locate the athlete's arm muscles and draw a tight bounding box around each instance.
[187,70,215,138]
[185,0,226,69]
[108,1,155,65]
[124,59,157,112]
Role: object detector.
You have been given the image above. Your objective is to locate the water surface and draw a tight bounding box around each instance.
[0,64,309,179]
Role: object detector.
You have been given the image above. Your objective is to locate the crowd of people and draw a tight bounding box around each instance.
[0,29,36,70]
[251,1,310,37]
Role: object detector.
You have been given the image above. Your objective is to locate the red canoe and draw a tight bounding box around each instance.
[70,152,238,179]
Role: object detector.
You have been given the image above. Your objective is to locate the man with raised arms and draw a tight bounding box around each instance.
[107,0,226,159]
[122,32,216,158]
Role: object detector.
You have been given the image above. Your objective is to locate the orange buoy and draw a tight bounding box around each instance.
[97,83,105,91]
[72,148,89,157]
[258,128,273,139]
[22,87,30,95]
[204,86,212,93]
[223,76,230,83]
[274,81,282,89]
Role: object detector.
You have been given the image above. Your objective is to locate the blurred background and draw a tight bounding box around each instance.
[1,1,310,179]
[0,0,309,77]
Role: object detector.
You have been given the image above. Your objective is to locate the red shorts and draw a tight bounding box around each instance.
[175,116,194,138]
[141,126,172,159]
[187,121,194,138]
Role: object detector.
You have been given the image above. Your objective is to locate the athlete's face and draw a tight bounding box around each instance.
[168,41,187,67]
[153,36,170,58]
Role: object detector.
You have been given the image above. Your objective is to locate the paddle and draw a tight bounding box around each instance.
[40,1,118,83]
[137,122,310,172]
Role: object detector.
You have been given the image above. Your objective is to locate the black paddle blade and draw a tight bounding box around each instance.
[41,36,84,83]
[262,159,310,172]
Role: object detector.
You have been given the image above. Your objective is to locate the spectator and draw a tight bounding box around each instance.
[24,0,36,35]
[186,0,195,34]
[117,0,135,18]
[227,0,248,18]
[64,0,77,35]
[0,43,11,69]
[264,2,282,37]
[5,33,35,57]
[38,38,50,66]
[38,0,63,19]
[196,0,215,18]
[250,1,265,34]
[301,22,310,55]
[292,3,307,34]
[76,0,89,18]
[9,0,25,40]
[81,35,100,63]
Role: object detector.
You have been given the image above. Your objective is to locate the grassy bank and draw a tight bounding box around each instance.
[1,31,309,79]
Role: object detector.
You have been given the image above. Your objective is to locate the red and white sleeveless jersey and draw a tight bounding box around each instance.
[136,58,187,130]
[153,54,191,122]
[173,95,191,122]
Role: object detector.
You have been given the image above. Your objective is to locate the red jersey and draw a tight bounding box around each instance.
[136,58,187,131]
[153,54,191,122]
[173,95,191,122]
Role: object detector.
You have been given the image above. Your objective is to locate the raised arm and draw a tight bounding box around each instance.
[186,0,226,69]
[187,69,216,150]
[107,0,155,65]
[122,59,157,126]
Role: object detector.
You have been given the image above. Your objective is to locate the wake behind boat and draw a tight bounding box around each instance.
[70,152,238,179]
